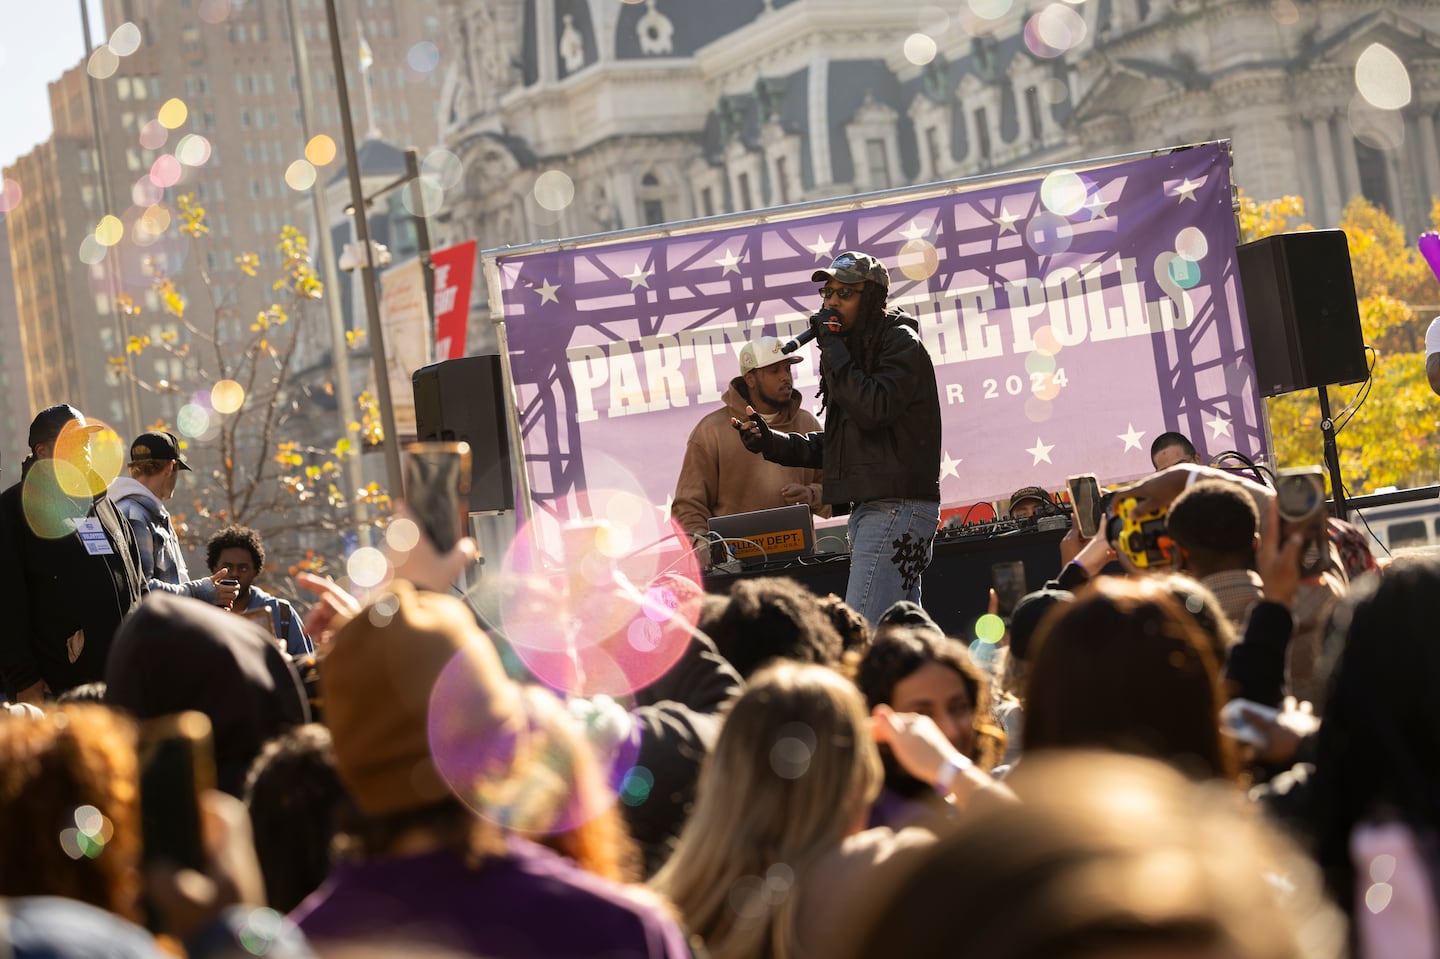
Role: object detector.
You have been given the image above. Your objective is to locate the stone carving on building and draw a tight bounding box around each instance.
[636,0,674,56]
[560,13,586,73]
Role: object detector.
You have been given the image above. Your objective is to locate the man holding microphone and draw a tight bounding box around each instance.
[733,251,942,627]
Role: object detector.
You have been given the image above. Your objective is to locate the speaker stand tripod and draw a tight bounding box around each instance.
[1317,385,1348,518]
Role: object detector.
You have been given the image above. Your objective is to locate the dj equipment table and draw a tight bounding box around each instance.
[702,523,1068,636]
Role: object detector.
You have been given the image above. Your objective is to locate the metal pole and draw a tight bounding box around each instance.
[79,0,142,433]
[283,0,370,545]
[1317,385,1348,519]
[322,0,403,497]
[403,148,436,341]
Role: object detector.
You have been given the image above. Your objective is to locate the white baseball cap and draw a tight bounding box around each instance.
[739,336,801,374]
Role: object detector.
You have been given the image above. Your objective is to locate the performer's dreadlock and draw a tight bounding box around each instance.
[815,282,894,415]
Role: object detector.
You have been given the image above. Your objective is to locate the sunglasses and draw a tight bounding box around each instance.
[818,286,861,301]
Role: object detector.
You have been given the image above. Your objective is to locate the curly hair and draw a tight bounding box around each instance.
[815,281,892,415]
[205,523,266,573]
[705,576,844,679]
[0,704,143,922]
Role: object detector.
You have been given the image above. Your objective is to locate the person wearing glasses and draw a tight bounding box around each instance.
[733,251,942,627]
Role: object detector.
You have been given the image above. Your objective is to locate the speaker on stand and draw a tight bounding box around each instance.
[412,354,515,514]
[1236,229,1369,515]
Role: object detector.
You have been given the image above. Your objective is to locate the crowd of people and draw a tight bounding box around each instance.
[4,258,1438,958]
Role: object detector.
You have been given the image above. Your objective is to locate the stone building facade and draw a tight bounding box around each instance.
[434,0,1440,349]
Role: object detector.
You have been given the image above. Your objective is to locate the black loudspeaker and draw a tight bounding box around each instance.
[412,355,515,513]
[1236,229,1368,397]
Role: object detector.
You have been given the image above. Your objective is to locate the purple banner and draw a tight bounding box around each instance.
[489,142,1263,520]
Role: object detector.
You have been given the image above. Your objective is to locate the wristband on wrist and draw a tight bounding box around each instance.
[933,753,974,794]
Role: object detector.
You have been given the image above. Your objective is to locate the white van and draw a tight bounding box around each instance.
[1347,497,1440,556]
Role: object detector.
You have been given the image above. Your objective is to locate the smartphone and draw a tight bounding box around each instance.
[403,441,473,553]
[1275,465,1330,577]
[1220,698,1278,749]
[991,560,1027,617]
[1067,473,1102,539]
[138,711,214,872]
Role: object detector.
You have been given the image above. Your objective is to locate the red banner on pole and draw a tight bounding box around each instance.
[432,240,476,360]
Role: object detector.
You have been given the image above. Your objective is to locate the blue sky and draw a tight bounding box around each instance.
[0,2,103,171]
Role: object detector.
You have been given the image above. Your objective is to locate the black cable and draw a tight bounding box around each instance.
[1339,480,1393,561]
[1332,346,1377,435]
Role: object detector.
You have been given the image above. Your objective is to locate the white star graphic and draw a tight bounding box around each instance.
[1172,178,1199,202]
[939,451,962,480]
[1086,192,1112,219]
[900,220,928,242]
[535,278,560,304]
[1027,437,1054,465]
[1205,411,1232,440]
[715,248,742,276]
[994,207,1022,234]
[624,262,653,290]
[1117,423,1146,452]
[806,234,834,259]
[660,494,673,517]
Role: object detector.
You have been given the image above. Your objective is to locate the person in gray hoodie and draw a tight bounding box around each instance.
[107,430,238,609]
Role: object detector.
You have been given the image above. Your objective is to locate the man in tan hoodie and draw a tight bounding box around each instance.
[671,335,827,558]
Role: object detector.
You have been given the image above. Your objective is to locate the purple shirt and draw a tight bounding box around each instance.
[291,837,692,958]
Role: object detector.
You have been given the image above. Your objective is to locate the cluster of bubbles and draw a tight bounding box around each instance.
[1024,3,1087,58]
[86,22,142,80]
[407,41,441,74]
[728,864,796,921]
[1350,43,1411,152]
[21,421,125,539]
[174,378,246,444]
[198,0,234,25]
[58,805,114,861]
[77,83,212,275]
[769,722,818,780]
[282,135,339,194]
[0,178,20,214]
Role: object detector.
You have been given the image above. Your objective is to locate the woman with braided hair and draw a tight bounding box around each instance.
[733,251,942,628]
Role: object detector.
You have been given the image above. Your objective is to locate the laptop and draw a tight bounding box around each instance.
[707,504,817,566]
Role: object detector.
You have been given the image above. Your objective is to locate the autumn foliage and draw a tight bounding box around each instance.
[1240,194,1440,493]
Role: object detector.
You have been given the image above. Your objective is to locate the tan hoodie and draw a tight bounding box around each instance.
[671,377,828,539]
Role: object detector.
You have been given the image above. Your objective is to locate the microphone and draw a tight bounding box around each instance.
[781,308,840,354]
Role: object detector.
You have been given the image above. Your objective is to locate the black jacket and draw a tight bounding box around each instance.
[760,309,942,505]
[0,464,146,698]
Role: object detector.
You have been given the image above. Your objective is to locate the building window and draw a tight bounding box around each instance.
[737,172,753,210]
[240,110,250,128]
[643,199,665,225]
[865,138,891,189]
[774,155,790,204]
[700,186,715,217]
[1355,141,1393,213]
[974,108,992,161]
[925,126,944,176]
[118,77,132,100]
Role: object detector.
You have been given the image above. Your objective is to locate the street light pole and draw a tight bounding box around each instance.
[322,0,403,498]
[282,0,371,545]
[78,0,142,433]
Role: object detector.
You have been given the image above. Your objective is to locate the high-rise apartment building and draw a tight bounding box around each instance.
[5,0,445,444]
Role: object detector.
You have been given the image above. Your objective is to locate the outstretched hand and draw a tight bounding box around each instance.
[730,405,772,454]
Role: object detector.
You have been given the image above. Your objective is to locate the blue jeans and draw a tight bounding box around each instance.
[846,498,941,628]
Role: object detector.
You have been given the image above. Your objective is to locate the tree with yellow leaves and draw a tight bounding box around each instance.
[110,194,385,595]
[1243,193,1440,494]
